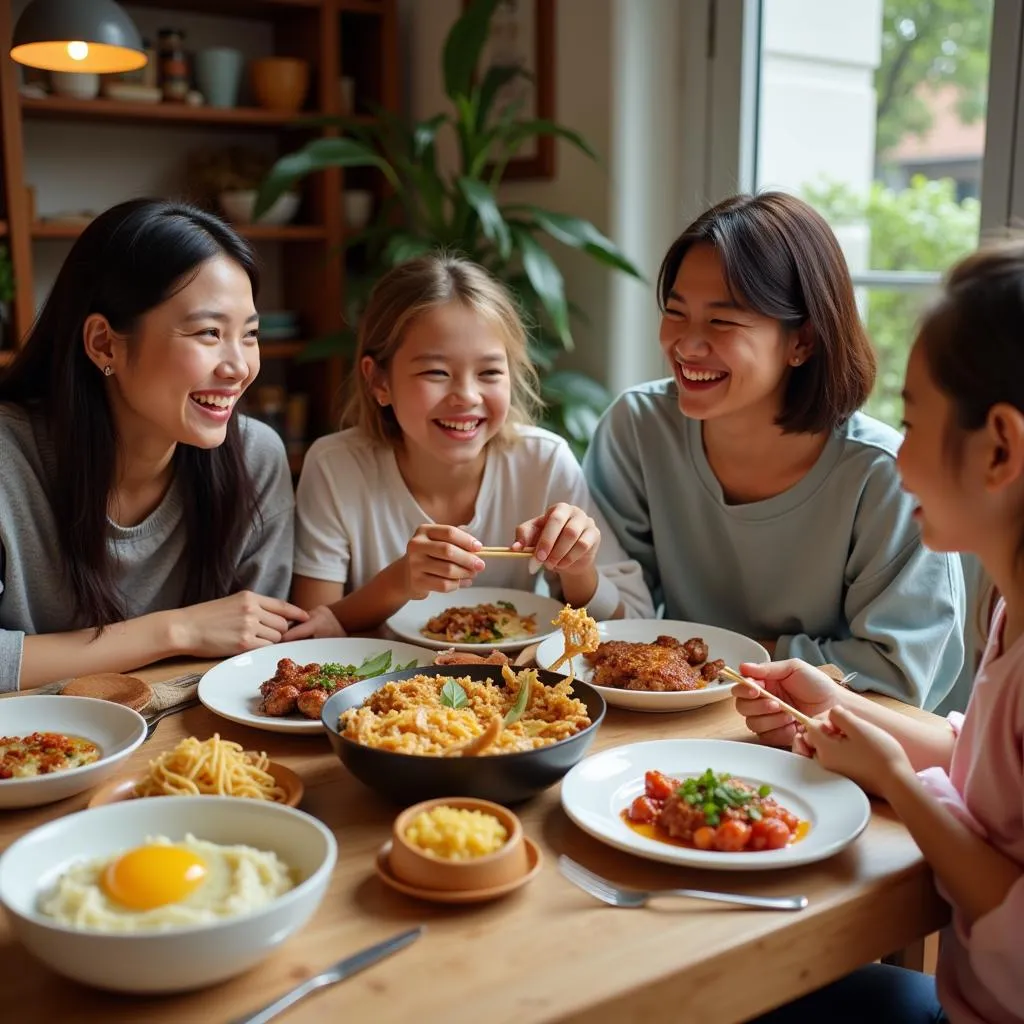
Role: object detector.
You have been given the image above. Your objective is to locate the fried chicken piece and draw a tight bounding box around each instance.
[261,684,301,716]
[434,648,511,667]
[680,637,708,665]
[701,659,725,682]
[296,688,330,719]
[585,639,704,692]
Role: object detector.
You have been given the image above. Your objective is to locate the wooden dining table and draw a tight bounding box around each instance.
[0,657,950,1024]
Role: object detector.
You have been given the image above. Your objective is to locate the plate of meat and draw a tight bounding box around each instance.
[561,739,870,870]
[387,588,564,653]
[197,639,437,734]
[534,620,769,712]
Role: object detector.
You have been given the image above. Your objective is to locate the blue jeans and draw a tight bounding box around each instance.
[753,964,948,1023]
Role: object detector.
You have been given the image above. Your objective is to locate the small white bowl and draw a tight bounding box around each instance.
[0,696,146,809]
[219,189,300,226]
[0,796,337,993]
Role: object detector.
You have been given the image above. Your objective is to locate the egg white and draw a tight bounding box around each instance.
[39,833,295,932]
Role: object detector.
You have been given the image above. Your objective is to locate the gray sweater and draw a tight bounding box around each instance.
[0,405,295,690]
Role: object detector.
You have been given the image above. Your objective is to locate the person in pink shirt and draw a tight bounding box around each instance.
[736,243,1024,1024]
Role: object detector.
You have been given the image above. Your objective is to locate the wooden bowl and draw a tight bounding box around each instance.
[61,673,152,712]
[87,759,304,808]
[389,797,529,892]
[250,57,309,113]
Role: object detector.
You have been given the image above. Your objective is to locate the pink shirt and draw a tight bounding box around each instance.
[918,602,1024,1023]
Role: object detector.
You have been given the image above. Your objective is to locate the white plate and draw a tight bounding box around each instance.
[387,587,563,653]
[561,738,871,871]
[0,696,147,809]
[198,638,437,734]
[535,620,769,712]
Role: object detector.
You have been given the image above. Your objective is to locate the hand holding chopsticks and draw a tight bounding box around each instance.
[478,546,535,559]
[720,665,819,730]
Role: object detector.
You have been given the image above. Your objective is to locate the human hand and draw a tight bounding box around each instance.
[732,658,841,748]
[403,524,485,600]
[513,502,601,577]
[802,706,914,797]
[281,604,347,642]
[174,592,309,656]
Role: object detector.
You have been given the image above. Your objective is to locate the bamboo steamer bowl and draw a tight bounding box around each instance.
[250,57,309,113]
[389,797,529,892]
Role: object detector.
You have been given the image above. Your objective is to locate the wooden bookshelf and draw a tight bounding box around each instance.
[0,0,400,458]
[0,350,14,366]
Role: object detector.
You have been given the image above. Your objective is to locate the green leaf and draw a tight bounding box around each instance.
[254,138,398,219]
[512,207,644,279]
[382,233,435,266]
[355,651,394,678]
[541,369,612,410]
[509,226,571,347]
[457,177,512,259]
[477,64,528,129]
[440,679,469,710]
[395,658,420,671]
[502,669,537,727]
[413,113,448,158]
[504,119,600,161]
[443,0,504,101]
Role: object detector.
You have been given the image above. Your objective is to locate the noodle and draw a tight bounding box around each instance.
[134,735,286,802]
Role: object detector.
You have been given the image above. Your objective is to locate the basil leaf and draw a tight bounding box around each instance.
[440,679,469,709]
[355,651,393,679]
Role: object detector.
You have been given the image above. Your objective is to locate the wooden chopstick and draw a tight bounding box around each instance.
[719,665,818,729]
[478,547,535,558]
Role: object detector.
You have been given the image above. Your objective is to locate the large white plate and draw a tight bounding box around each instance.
[535,620,769,712]
[387,587,563,653]
[198,638,437,734]
[561,738,871,871]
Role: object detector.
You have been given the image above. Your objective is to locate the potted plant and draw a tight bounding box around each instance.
[186,147,299,227]
[254,0,643,456]
[0,244,14,351]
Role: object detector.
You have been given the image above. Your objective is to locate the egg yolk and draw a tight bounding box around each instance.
[101,845,207,911]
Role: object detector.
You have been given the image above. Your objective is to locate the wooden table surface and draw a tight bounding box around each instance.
[0,658,950,1024]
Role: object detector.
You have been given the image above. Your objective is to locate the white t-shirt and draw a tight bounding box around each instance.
[294,425,654,621]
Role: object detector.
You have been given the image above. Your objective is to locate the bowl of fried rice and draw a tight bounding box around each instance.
[320,665,606,805]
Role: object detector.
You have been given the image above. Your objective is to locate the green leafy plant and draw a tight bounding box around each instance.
[0,243,14,308]
[254,0,643,456]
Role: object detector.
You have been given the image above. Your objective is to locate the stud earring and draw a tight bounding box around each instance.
[103,365,114,377]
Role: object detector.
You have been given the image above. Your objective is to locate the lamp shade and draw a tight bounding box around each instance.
[11,0,146,74]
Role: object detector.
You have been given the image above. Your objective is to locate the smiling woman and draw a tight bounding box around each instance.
[583,192,967,711]
[0,199,307,690]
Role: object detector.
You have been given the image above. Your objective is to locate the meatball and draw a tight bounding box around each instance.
[701,659,725,682]
[296,688,330,719]
[681,637,708,665]
[261,684,300,717]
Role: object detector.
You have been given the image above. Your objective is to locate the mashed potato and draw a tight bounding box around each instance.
[404,805,508,860]
[40,834,294,932]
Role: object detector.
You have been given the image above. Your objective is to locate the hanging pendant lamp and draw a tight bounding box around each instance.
[10,0,146,74]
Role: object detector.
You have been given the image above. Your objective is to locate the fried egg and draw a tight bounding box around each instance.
[40,834,294,932]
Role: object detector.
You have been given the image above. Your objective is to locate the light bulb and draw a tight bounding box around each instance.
[66,41,90,62]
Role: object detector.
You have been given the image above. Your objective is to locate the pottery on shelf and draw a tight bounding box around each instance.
[250,57,310,114]
[50,72,100,100]
[219,190,300,226]
[195,47,244,109]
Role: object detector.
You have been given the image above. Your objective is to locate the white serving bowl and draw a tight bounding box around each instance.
[0,796,337,993]
[219,189,300,226]
[0,696,146,809]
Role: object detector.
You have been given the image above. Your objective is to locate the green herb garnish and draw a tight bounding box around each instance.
[675,768,769,827]
[440,679,469,709]
[502,668,536,727]
[497,600,516,611]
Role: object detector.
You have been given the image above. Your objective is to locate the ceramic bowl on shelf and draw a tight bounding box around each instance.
[219,189,299,226]
[50,71,99,100]
[344,189,374,230]
[250,57,310,114]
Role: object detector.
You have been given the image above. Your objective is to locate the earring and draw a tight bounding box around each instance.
[103,365,114,377]
[791,356,803,367]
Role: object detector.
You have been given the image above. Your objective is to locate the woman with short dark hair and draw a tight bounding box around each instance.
[0,198,307,690]
[583,191,965,709]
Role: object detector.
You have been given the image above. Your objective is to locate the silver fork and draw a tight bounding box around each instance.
[558,855,808,911]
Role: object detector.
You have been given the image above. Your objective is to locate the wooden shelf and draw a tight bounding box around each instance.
[260,340,307,358]
[0,350,15,366]
[106,0,321,18]
[20,95,325,129]
[0,220,7,236]
[32,221,327,242]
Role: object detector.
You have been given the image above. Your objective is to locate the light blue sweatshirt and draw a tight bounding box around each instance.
[582,379,966,710]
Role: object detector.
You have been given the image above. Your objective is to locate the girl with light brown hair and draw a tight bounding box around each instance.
[284,253,653,638]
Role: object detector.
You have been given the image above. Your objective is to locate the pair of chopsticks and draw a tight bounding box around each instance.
[719,665,818,729]
[478,546,535,559]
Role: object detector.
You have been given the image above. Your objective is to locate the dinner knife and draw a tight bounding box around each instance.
[230,925,425,1024]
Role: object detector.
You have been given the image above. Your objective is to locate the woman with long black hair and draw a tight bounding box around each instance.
[0,198,306,689]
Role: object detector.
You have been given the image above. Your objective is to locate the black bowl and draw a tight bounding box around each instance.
[320,665,606,806]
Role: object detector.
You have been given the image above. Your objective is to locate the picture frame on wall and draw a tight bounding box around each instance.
[467,0,556,181]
